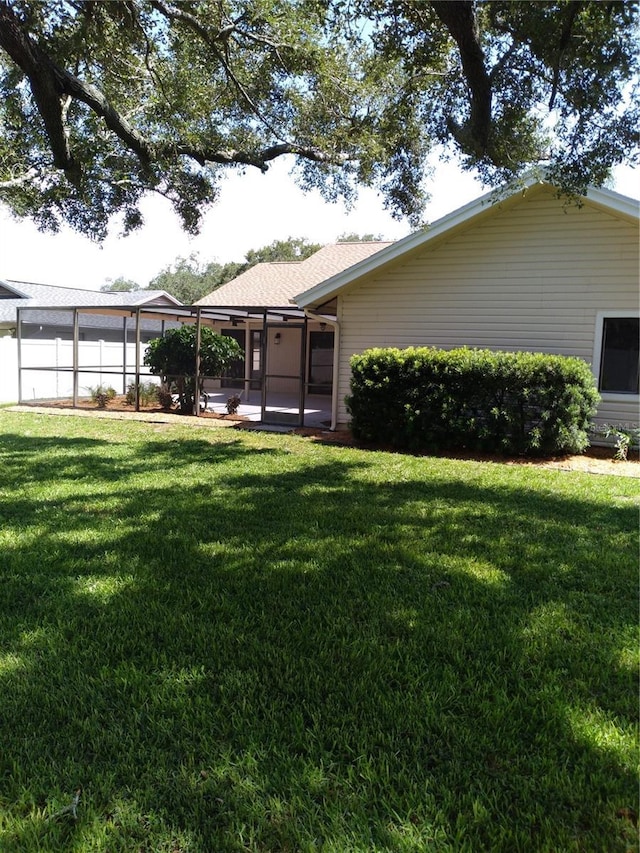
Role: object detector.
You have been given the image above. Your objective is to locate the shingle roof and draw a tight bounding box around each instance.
[195,242,393,307]
[0,279,180,326]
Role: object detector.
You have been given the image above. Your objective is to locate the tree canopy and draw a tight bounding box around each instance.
[146,255,242,305]
[0,0,637,239]
[99,276,140,292]
[242,236,323,266]
[337,232,383,243]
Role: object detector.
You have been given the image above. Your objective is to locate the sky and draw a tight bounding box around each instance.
[0,156,637,292]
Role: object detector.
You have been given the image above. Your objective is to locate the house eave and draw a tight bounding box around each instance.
[583,185,639,223]
[0,279,30,299]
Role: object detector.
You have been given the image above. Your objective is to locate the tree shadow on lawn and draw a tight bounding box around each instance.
[0,431,276,492]
[0,441,638,851]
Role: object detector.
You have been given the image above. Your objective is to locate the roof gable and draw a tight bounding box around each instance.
[0,281,29,299]
[2,279,181,306]
[0,279,181,325]
[295,180,639,309]
[113,290,182,306]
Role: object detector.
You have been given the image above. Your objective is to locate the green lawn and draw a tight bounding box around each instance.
[0,410,637,853]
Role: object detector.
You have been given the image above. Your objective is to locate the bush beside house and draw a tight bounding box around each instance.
[346,347,600,456]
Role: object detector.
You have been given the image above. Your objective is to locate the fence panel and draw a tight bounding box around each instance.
[0,337,18,403]
[0,338,151,403]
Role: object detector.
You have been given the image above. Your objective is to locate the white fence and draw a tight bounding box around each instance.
[0,337,19,403]
[0,337,151,403]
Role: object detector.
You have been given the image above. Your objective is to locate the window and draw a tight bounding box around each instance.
[307,330,334,395]
[599,317,639,394]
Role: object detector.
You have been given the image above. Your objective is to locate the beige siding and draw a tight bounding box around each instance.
[337,188,639,426]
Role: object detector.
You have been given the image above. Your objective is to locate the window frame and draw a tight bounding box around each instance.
[592,310,640,399]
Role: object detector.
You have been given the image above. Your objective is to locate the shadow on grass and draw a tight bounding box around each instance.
[0,431,278,490]
[0,428,637,852]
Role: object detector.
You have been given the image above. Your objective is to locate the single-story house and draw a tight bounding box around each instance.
[195,177,638,432]
[0,279,181,340]
[10,177,638,434]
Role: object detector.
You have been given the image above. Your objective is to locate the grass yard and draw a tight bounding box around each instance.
[0,410,637,853]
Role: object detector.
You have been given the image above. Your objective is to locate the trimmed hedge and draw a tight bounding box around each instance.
[346,347,600,456]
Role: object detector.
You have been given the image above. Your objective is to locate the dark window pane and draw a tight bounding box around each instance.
[307,330,334,395]
[600,317,639,393]
[221,328,245,387]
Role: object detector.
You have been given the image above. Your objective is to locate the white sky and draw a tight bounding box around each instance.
[0,157,637,292]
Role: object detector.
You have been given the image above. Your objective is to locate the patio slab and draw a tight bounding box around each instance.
[202,390,332,428]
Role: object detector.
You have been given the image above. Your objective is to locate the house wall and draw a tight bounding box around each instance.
[265,325,304,394]
[206,320,328,397]
[336,187,639,429]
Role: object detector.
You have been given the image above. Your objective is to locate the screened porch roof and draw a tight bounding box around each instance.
[16,302,337,326]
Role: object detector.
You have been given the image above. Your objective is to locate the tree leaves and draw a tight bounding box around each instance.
[0,0,637,238]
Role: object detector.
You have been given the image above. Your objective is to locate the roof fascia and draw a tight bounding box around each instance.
[583,185,639,223]
[127,290,182,306]
[49,304,306,322]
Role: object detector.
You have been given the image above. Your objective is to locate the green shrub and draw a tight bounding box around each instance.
[144,325,243,414]
[157,384,174,411]
[346,347,600,456]
[125,381,159,407]
[87,384,117,409]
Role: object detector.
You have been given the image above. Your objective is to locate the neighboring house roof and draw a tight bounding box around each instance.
[0,279,181,327]
[296,179,640,309]
[196,241,393,307]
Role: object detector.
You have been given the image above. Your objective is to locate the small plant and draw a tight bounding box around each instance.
[87,384,116,409]
[125,381,159,407]
[226,393,242,415]
[596,424,640,461]
[157,384,174,410]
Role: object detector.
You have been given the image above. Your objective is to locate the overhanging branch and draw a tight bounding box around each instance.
[173,142,345,171]
[0,0,340,187]
[431,0,493,157]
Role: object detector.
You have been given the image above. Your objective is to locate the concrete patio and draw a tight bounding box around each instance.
[201,389,332,428]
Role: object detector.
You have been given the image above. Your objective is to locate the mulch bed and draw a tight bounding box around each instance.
[14,397,639,476]
[31,395,248,422]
